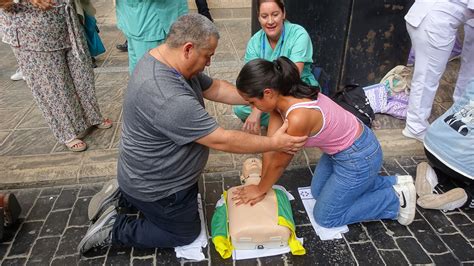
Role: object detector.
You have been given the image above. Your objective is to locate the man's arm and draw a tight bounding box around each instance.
[195,119,307,154]
[203,79,247,105]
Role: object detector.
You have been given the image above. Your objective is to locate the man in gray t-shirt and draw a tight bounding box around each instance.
[79,14,307,253]
[118,52,218,204]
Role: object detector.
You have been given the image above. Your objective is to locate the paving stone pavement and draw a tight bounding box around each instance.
[1,0,472,264]
[1,158,474,265]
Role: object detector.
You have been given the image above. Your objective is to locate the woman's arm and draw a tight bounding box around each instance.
[261,110,284,177]
[294,62,304,75]
[233,109,317,205]
[242,106,263,135]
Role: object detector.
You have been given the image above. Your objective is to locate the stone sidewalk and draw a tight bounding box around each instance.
[1,159,473,265]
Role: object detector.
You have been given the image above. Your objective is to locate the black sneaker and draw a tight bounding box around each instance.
[78,205,116,254]
[116,40,128,52]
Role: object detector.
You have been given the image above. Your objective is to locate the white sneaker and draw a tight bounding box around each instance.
[393,182,416,226]
[397,175,414,185]
[402,128,424,142]
[415,162,438,197]
[10,68,25,81]
[417,188,467,211]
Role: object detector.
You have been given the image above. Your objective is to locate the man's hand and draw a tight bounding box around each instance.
[232,185,266,206]
[242,109,261,135]
[271,119,307,154]
[30,0,53,10]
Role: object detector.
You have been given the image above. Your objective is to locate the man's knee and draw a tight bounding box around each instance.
[180,228,201,246]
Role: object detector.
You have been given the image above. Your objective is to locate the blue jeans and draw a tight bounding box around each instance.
[311,125,399,227]
[112,183,200,248]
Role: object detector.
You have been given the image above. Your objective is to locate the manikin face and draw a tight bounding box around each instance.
[238,88,277,113]
[258,2,286,41]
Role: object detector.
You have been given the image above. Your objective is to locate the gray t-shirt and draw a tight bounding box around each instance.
[117,52,218,202]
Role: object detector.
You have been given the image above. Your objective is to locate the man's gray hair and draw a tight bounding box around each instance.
[166,13,220,49]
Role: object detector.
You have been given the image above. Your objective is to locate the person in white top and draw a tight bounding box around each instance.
[403,0,474,141]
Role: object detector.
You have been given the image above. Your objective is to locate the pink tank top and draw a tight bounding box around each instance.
[285,94,360,155]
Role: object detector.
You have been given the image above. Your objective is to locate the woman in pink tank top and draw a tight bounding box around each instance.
[232,57,417,227]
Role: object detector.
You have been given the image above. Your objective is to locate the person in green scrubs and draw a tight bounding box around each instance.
[116,0,188,72]
[233,0,317,135]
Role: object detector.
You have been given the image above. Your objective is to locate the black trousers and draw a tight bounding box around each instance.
[195,0,213,21]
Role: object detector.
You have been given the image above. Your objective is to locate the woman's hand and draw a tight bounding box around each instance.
[232,185,267,206]
[30,0,53,10]
[242,108,262,135]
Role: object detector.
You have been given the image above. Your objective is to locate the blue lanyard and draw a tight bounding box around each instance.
[261,24,285,59]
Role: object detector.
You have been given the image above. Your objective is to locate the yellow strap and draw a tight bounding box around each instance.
[212,236,233,259]
[278,216,306,255]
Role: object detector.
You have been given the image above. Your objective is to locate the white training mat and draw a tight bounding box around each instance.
[298,187,349,240]
[174,193,208,261]
[232,245,291,260]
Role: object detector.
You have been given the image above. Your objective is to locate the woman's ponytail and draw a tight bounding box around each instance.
[236,56,319,100]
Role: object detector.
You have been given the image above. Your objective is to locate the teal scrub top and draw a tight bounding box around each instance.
[245,21,318,86]
[116,0,188,42]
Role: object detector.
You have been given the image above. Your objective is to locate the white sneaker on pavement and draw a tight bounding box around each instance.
[393,180,416,226]
[397,175,414,185]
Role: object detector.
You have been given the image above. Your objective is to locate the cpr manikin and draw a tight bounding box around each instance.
[211,158,305,259]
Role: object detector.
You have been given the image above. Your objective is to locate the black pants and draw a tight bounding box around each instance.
[195,0,213,21]
[112,183,200,248]
[425,148,473,208]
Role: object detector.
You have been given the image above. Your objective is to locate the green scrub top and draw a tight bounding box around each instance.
[245,21,318,86]
[116,0,188,42]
